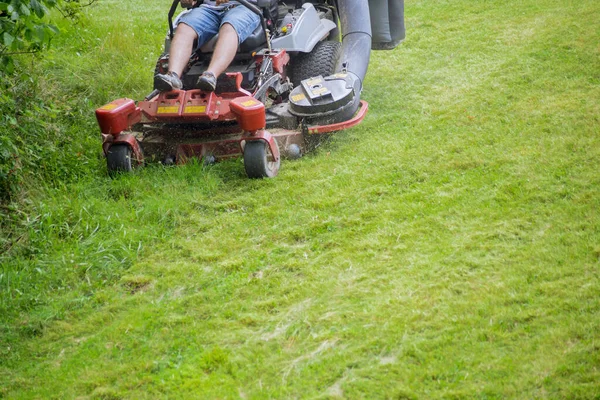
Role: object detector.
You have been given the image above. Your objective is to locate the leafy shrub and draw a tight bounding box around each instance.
[0,0,61,72]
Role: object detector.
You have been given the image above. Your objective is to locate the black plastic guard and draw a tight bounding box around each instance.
[288,73,361,125]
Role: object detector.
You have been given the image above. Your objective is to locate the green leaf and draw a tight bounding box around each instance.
[34,25,45,43]
[11,36,24,51]
[2,56,14,73]
[24,26,33,41]
[29,0,45,18]
[19,3,31,16]
[2,32,14,47]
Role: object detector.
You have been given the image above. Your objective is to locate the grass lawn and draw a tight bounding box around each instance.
[1,0,599,398]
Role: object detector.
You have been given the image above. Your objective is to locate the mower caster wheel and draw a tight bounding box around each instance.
[162,156,176,166]
[203,154,216,166]
[106,144,133,176]
[286,144,302,160]
[244,140,280,179]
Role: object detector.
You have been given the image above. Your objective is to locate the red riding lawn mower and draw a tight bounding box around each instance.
[95,0,405,178]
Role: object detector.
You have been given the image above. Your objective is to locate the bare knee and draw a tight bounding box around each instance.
[218,23,239,43]
[175,22,198,40]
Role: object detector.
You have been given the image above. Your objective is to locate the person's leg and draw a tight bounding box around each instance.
[168,23,198,77]
[204,23,239,77]
[198,6,260,91]
[155,7,220,91]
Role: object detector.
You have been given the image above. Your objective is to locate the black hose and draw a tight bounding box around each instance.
[335,0,372,89]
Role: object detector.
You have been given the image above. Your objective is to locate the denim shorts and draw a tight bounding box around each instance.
[178,4,261,49]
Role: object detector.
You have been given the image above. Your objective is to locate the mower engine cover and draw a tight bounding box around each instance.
[270,4,337,52]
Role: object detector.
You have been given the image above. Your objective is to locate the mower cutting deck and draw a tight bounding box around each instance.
[95,0,403,178]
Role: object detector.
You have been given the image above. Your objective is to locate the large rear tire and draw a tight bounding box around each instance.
[106,144,133,176]
[243,140,280,179]
[290,41,341,87]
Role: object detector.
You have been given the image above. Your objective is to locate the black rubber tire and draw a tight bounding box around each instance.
[243,140,280,179]
[106,144,133,176]
[154,53,169,75]
[290,41,341,87]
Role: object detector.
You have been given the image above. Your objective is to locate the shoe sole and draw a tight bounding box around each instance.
[154,76,182,92]
[197,76,216,92]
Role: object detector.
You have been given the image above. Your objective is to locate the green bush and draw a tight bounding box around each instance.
[0,0,61,72]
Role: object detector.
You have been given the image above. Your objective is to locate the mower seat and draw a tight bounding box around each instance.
[240,24,269,52]
[199,22,267,54]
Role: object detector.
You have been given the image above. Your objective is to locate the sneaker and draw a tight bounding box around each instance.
[197,71,217,92]
[154,71,182,92]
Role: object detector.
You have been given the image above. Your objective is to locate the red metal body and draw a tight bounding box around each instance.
[175,129,280,164]
[230,96,266,132]
[96,98,141,135]
[95,58,369,169]
[137,73,250,124]
[96,99,368,164]
[102,133,144,166]
[255,50,290,75]
[305,101,369,134]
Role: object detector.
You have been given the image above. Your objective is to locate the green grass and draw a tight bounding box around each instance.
[1,0,600,398]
